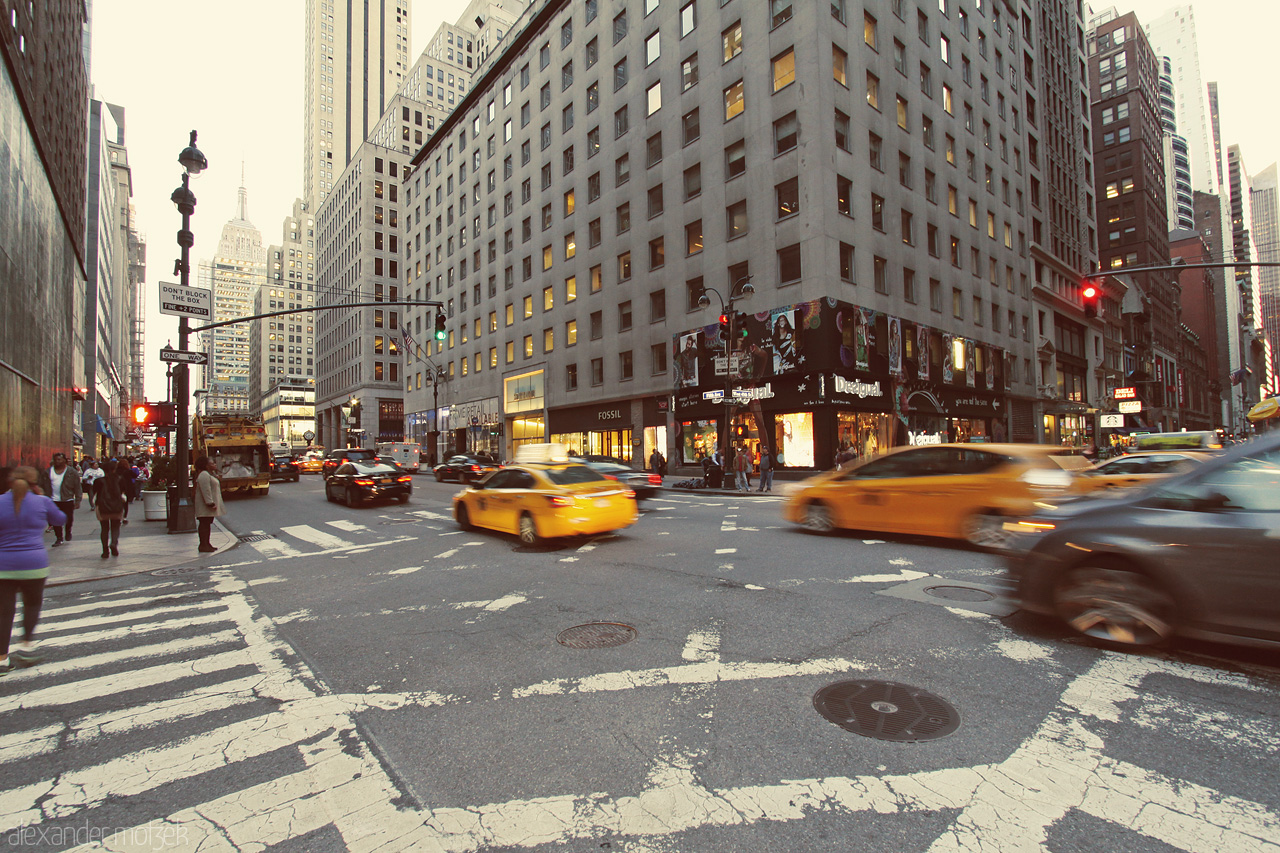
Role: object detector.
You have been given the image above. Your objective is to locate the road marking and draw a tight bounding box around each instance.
[433,549,459,559]
[412,509,453,521]
[388,565,423,575]
[512,655,869,699]
[36,599,226,634]
[31,611,233,649]
[450,594,528,612]
[839,570,930,583]
[0,629,239,686]
[247,575,286,585]
[715,548,736,554]
[248,535,305,559]
[326,519,368,532]
[281,524,355,550]
[681,628,721,662]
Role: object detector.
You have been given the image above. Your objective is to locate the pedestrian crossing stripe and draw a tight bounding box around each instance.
[4,575,1278,850]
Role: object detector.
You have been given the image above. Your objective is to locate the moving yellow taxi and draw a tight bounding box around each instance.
[783,443,1089,550]
[1066,451,1207,495]
[453,457,638,545]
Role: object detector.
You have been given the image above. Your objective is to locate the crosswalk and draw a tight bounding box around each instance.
[0,573,442,851]
[222,512,453,564]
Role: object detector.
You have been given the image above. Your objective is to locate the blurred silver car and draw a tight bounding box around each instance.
[582,461,662,501]
[1006,431,1280,648]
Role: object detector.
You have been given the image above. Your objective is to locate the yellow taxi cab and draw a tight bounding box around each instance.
[1066,450,1207,495]
[298,455,323,474]
[453,444,639,545]
[782,443,1090,550]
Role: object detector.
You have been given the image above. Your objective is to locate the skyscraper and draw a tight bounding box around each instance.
[1251,164,1280,394]
[303,0,411,208]
[199,183,267,415]
[1143,6,1217,196]
[1158,57,1194,232]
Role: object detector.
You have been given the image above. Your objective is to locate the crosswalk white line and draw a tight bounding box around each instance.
[280,524,355,550]
[0,672,268,765]
[34,599,226,635]
[1,629,239,684]
[33,611,233,650]
[0,648,254,714]
[247,536,305,558]
[40,592,202,620]
[411,508,453,521]
[326,519,368,533]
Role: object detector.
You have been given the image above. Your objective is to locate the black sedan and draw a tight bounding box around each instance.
[1006,431,1280,649]
[583,461,662,501]
[269,455,300,483]
[433,453,500,483]
[324,461,412,506]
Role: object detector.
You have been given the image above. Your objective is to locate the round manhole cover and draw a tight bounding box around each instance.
[813,680,960,742]
[151,566,214,578]
[924,584,995,602]
[557,622,637,649]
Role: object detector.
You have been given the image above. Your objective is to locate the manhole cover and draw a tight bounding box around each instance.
[238,534,276,543]
[557,622,637,649]
[923,585,996,602]
[813,680,960,742]
[151,566,214,577]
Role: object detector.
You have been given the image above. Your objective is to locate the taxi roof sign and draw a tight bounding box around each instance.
[514,443,572,464]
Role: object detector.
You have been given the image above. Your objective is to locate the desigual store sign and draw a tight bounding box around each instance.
[675,371,888,418]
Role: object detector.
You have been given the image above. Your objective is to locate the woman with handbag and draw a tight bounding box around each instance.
[0,466,66,673]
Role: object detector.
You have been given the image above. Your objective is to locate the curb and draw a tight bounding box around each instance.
[45,519,239,588]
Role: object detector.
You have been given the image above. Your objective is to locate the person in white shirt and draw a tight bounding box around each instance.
[81,459,103,508]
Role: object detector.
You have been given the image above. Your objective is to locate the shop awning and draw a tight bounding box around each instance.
[1247,397,1280,422]
[95,415,115,438]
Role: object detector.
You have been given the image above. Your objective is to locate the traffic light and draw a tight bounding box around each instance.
[133,402,175,427]
[1082,281,1101,319]
[734,311,750,340]
[718,313,730,338]
[434,313,447,341]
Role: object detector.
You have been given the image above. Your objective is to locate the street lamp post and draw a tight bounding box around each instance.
[167,131,208,535]
[429,365,448,465]
[697,277,754,461]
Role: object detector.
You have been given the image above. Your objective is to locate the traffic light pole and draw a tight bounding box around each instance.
[169,173,198,534]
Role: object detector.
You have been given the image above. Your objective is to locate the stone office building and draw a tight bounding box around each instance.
[403,0,1053,470]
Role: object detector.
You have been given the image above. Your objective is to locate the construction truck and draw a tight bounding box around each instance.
[191,414,272,496]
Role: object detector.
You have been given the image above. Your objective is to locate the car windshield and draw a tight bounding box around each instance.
[543,464,610,485]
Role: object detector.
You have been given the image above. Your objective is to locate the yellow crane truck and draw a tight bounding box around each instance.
[191,414,272,496]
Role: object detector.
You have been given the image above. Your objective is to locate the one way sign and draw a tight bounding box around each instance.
[159,348,208,365]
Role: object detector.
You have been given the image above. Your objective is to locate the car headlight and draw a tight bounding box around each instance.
[1021,468,1071,489]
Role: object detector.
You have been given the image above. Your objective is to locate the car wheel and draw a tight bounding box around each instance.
[1053,565,1177,647]
[456,503,473,530]
[801,502,835,534]
[961,511,1014,551]
[346,487,362,507]
[518,512,539,546]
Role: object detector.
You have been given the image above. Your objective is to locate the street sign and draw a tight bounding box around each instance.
[159,347,208,364]
[1118,401,1143,414]
[1099,413,1125,428]
[159,281,212,319]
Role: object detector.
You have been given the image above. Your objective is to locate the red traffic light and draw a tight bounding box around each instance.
[133,404,151,425]
[719,313,729,325]
[1082,284,1099,299]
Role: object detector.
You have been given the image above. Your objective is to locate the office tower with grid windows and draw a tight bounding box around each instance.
[401,0,1063,469]
[304,0,411,208]
[1251,164,1280,395]
[198,184,268,415]
[248,198,318,446]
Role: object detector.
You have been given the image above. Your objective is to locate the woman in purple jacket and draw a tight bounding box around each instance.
[0,466,66,674]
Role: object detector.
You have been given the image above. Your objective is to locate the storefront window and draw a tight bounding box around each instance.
[774,411,815,468]
[510,415,546,453]
[837,412,894,462]
[680,420,717,464]
[550,429,633,460]
[643,425,668,468]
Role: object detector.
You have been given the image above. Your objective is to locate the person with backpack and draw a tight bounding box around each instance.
[92,460,127,558]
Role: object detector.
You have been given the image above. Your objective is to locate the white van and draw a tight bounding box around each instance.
[377,442,422,472]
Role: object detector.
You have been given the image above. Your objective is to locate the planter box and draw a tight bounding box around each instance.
[141,490,169,521]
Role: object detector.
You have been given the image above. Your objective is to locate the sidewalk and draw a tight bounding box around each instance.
[44,503,237,587]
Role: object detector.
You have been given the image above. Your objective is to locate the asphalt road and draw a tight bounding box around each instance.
[3,474,1278,852]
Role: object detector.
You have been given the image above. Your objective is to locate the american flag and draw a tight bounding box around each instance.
[402,328,419,355]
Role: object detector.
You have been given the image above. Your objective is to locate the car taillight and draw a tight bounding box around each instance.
[470,464,480,471]
[397,475,412,483]
[354,478,375,485]
[647,474,662,485]
[624,489,636,499]
[549,495,574,507]
[603,474,618,480]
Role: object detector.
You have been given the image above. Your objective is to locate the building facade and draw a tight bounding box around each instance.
[0,0,89,466]
[1157,56,1193,232]
[403,0,1063,469]
[1087,9,1180,432]
[1252,163,1280,395]
[303,0,411,208]
[198,184,267,415]
[249,198,317,443]
[315,141,409,450]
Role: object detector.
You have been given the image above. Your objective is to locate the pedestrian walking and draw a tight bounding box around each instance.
[0,466,66,674]
[733,445,750,492]
[38,452,81,545]
[92,459,127,558]
[81,458,103,509]
[194,456,225,554]
[649,448,665,478]
[757,446,774,492]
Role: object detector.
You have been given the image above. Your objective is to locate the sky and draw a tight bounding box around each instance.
[89,0,1280,403]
